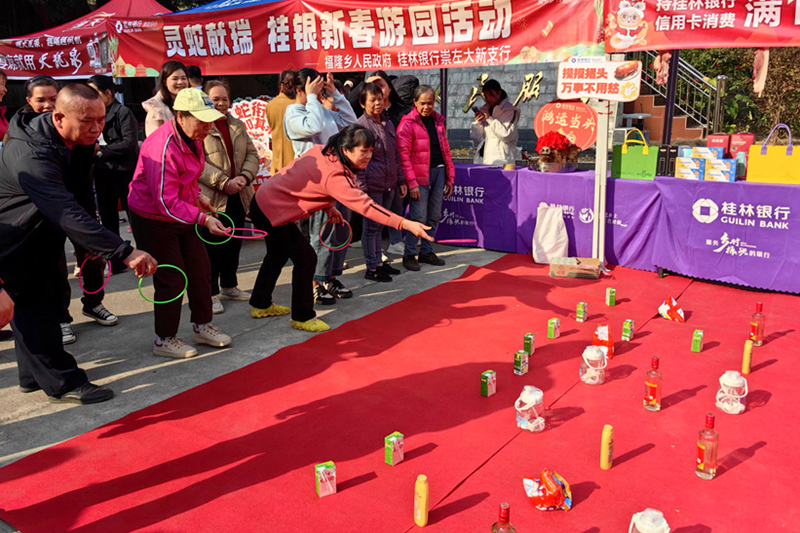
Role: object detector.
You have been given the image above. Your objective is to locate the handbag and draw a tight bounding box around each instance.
[747,124,800,184]
[532,203,569,264]
[611,128,658,180]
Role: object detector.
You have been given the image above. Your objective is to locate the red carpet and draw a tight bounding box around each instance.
[0,255,795,532]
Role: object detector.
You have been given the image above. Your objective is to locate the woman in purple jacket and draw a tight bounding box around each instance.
[396,85,456,272]
[355,83,408,282]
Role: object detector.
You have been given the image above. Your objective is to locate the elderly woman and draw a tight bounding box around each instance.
[470,79,520,170]
[142,61,189,137]
[128,88,232,359]
[199,79,259,314]
[249,124,432,332]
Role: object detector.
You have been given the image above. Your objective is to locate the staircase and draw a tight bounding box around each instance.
[621,50,717,143]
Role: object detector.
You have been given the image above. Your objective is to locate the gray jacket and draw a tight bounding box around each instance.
[356,112,405,193]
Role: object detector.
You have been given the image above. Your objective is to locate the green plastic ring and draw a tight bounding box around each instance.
[138,264,189,304]
[195,211,234,245]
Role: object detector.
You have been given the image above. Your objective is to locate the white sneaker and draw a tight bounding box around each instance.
[212,295,224,314]
[61,323,76,345]
[386,242,405,256]
[73,265,81,277]
[192,323,232,348]
[153,337,198,359]
[220,287,251,301]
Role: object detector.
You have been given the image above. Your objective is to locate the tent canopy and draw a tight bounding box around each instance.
[0,0,170,79]
[175,0,283,15]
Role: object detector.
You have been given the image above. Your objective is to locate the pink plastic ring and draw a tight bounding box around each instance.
[318,219,352,251]
[437,239,478,244]
[78,257,111,295]
[224,227,269,239]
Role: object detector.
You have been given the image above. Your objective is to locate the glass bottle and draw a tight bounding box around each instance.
[696,413,718,480]
[750,302,765,347]
[491,502,516,533]
[643,356,662,411]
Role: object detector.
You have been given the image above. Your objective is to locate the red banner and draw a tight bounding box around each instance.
[108,0,603,77]
[604,0,800,53]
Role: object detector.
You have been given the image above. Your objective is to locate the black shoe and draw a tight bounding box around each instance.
[403,255,420,271]
[19,383,41,393]
[378,263,401,276]
[82,304,119,326]
[50,382,114,404]
[365,269,393,282]
[314,285,337,305]
[0,329,13,341]
[323,278,353,299]
[418,252,446,266]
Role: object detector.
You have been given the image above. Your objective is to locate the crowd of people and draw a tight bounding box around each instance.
[0,63,520,405]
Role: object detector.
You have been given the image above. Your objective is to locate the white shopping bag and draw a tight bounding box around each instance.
[532,203,569,264]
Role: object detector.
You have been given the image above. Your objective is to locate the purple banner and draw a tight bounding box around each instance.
[653,177,800,293]
[603,178,661,272]
[435,165,518,253]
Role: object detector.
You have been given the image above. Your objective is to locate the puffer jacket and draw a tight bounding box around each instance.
[142,92,173,138]
[470,98,519,166]
[396,107,455,190]
[355,112,404,193]
[199,114,258,213]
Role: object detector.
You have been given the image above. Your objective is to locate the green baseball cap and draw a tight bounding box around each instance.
[173,88,224,122]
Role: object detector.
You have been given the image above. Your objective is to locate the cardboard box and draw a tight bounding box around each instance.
[675,157,705,180]
[481,370,496,397]
[621,319,635,341]
[549,257,601,279]
[704,158,736,182]
[657,145,678,176]
[576,302,588,322]
[384,432,404,466]
[691,330,704,353]
[523,332,535,355]
[606,287,616,306]
[730,132,756,157]
[692,146,725,160]
[707,134,731,157]
[514,350,529,375]
[547,318,561,339]
[315,461,337,497]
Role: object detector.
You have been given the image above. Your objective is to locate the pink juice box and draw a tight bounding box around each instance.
[384,432,404,466]
[481,370,496,397]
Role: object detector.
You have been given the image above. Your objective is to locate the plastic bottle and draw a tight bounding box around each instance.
[580,346,607,385]
[629,508,671,533]
[715,370,748,415]
[750,302,765,346]
[742,339,753,374]
[515,386,545,432]
[696,413,718,480]
[600,424,614,470]
[414,475,429,526]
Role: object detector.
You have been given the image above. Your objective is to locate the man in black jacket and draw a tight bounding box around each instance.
[0,83,157,404]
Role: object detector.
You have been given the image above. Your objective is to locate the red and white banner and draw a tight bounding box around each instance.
[557,57,642,102]
[108,0,603,77]
[604,0,800,53]
[229,97,273,186]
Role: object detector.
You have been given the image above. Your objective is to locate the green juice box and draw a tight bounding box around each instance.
[314,461,337,497]
[481,370,496,397]
[384,432,404,466]
[621,319,635,341]
[523,332,535,355]
[606,287,616,306]
[547,318,561,339]
[514,350,529,375]
[692,330,704,352]
[576,302,588,322]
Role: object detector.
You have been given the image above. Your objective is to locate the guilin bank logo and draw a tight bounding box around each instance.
[693,198,719,224]
[579,208,594,224]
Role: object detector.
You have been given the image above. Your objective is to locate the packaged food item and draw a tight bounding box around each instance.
[606,287,616,306]
[592,324,615,358]
[522,468,572,511]
[707,133,731,157]
[704,158,737,182]
[674,157,705,180]
[515,385,545,432]
[621,319,635,341]
[514,350,529,376]
[658,296,685,322]
[691,329,704,352]
[314,461,337,497]
[481,370,497,397]
[580,346,607,385]
[547,318,561,339]
[524,332,535,355]
[730,132,755,157]
[692,146,724,160]
[576,302,588,322]
[385,432,404,466]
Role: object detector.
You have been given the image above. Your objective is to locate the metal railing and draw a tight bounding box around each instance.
[630,50,717,135]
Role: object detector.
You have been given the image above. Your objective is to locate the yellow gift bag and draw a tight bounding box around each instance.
[747,124,800,184]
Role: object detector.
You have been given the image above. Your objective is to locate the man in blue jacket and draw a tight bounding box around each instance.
[0,84,157,404]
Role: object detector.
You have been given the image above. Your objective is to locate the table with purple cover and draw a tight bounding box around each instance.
[435,165,800,293]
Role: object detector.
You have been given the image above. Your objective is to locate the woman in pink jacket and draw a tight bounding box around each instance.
[249,124,432,333]
[396,85,455,272]
[129,88,232,359]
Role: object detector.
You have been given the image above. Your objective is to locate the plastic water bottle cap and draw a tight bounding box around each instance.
[632,508,670,533]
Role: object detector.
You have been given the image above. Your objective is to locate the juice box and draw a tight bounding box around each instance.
[523,332,535,355]
[514,350,529,375]
[481,370,496,397]
[692,146,724,160]
[384,432,404,466]
[621,319,635,341]
[315,461,337,497]
[547,318,561,339]
[692,330,704,352]
[606,287,616,306]
[576,302,588,322]
[674,157,705,180]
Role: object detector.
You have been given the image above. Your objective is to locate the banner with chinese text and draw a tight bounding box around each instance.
[604,0,800,53]
[230,96,273,185]
[557,57,642,102]
[108,0,603,77]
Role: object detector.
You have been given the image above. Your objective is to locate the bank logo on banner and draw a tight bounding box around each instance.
[692,198,719,224]
[579,207,594,224]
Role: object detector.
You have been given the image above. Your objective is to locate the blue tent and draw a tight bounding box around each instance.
[175,0,283,15]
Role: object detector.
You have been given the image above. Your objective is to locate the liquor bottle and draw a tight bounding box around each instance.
[696,413,718,480]
[643,356,662,411]
[491,502,516,533]
[414,475,429,527]
[750,302,765,347]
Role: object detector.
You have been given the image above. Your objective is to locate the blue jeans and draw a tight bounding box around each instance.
[405,166,445,257]
[388,190,406,245]
[362,190,395,270]
[310,203,351,282]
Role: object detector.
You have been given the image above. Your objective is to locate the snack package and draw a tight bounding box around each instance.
[658,296,686,323]
[592,324,615,359]
[522,468,573,511]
